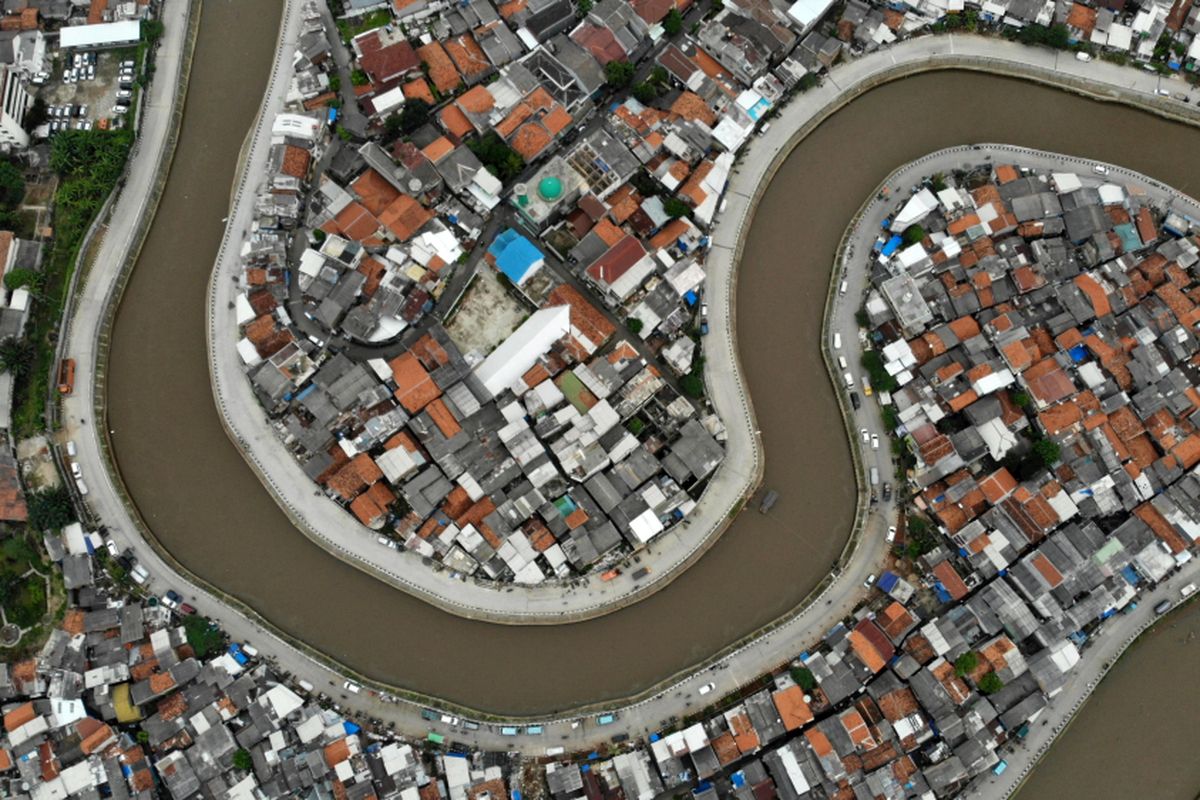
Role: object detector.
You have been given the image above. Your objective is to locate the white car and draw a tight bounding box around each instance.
[343,681,362,694]
[863,573,877,589]
[698,682,715,696]
[860,428,870,443]
[886,526,896,543]
[871,434,880,450]
[105,538,119,557]
[700,303,709,317]
[130,564,150,585]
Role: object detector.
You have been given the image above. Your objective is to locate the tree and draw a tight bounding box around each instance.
[680,373,704,398]
[350,69,369,86]
[183,615,225,659]
[23,97,48,133]
[1033,438,1061,467]
[626,317,644,335]
[790,666,816,691]
[632,82,657,104]
[604,60,636,89]
[978,672,1004,694]
[232,749,253,771]
[0,337,34,378]
[3,268,38,291]
[901,224,926,245]
[627,417,645,436]
[859,349,898,393]
[27,486,76,531]
[1011,391,1031,408]
[663,197,691,218]
[329,74,342,92]
[663,8,683,35]
[467,133,525,181]
[576,0,593,14]
[649,65,669,86]
[954,651,979,678]
[0,161,24,209]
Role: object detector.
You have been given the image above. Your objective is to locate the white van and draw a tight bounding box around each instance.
[75,478,89,496]
[297,679,315,693]
[839,280,848,295]
[833,332,842,350]
[843,372,854,389]
[1075,51,1091,62]
[241,643,260,658]
[837,356,848,370]
[545,746,566,757]
[66,440,78,457]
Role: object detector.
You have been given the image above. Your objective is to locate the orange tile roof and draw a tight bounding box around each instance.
[351,168,401,216]
[378,193,433,241]
[591,218,625,247]
[544,284,615,360]
[848,629,887,673]
[444,33,490,78]
[1074,274,1111,318]
[456,84,495,114]
[438,103,474,140]
[3,702,35,732]
[772,686,813,731]
[510,122,553,161]
[669,91,716,126]
[421,136,455,164]
[332,201,381,242]
[728,709,760,753]
[417,42,460,94]
[280,145,311,179]
[542,105,573,136]
[932,561,968,600]
[389,352,441,412]
[426,397,462,439]
[403,77,436,105]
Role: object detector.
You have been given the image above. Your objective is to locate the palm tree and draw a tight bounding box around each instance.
[0,337,33,378]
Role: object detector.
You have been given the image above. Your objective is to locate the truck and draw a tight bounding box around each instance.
[57,359,76,395]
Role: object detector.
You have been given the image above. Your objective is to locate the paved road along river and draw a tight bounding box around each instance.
[105,0,1200,743]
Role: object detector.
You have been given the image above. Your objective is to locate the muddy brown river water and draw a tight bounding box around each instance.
[105,0,1200,791]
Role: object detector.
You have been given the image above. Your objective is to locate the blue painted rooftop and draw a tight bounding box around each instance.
[488,228,544,285]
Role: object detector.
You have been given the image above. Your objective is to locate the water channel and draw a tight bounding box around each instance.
[105,0,1200,786]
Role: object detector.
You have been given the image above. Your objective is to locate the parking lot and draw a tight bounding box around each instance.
[34,48,138,136]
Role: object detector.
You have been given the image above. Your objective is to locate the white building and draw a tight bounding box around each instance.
[0,65,29,149]
[474,305,571,398]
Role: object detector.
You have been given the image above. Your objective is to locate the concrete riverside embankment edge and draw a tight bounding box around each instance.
[202,29,1200,625]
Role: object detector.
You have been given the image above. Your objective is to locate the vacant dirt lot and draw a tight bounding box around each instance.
[445,268,529,360]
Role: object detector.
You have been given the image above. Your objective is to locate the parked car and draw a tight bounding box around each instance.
[116,89,132,100]
[886,526,896,543]
[342,680,362,694]
[698,682,715,695]
[130,564,150,585]
[161,591,181,610]
[849,391,861,410]
[863,573,877,589]
[104,538,119,557]
[178,602,197,615]
[860,428,869,443]
[420,709,438,722]
[871,434,880,450]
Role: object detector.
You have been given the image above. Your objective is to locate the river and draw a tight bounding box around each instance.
[106,0,1200,751]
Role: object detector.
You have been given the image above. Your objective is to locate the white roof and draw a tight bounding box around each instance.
[896,242,928,269]
[235,293,256,325]
[893,187,939,229]
[1050,172,1083,194]
[372,86,405,117]
[1097,183,1125,205]
[786,0,835,30]
[272,113,322,141]
[474,306,571,397]
[59,20,140,49]
[1106,22,1133,50]
[629,507,665,544]
[237,338,263,366]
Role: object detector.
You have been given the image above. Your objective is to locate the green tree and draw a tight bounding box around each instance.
[467,132,525,181]
[627,417,645,436]
[626,317,644,335]
[0,161,24,209]
[3,268,39,291]
[859,350,898,393]
[663,8,683,35]
[663,197,691,218]
[350,69,369,86]
[680,373,704,398]
[978,672,1004,694]
[901,224,926,245]
[142,18,164,43]
[183,615,226,659]
[790,666,816,691]
[632,82,657,104]
[1034,438,1061,467]
[27,486,76,530]
[604,60,636,89]
[954,651,979,678]
[649,65,669,86]
[576,0,593,14]
[0,337,35,378]
[232,749,253,771]
[1011,391,1031,408]
[329,74,342,92]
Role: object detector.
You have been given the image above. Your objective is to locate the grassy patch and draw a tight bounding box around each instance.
[183,614,225,658]
[0,534,51,628]
[336,9,392,42]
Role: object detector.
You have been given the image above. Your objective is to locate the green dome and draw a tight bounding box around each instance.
[538,176,563,201]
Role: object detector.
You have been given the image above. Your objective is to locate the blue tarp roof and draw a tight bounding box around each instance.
[932,584,952,604]
[877,571,899,592]
[488,228,544,285]
[1068,344,1089,363]
[880,234,903,257]
[684,290,698,306]
[343,721,361,735]
[1120,565,1140,586]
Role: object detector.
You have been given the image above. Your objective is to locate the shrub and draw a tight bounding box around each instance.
[954,651,979,677]
[978,672,1004,694]
[1034,438,1061,467]
[27,487,76,531]
[790,666,816,691]
[663,8,683,35]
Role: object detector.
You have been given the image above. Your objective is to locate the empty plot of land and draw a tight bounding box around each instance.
[445,268,529,360]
